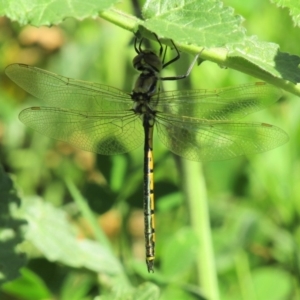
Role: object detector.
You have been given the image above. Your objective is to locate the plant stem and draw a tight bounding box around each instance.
[99,8,140,32]
[180,159,220,300]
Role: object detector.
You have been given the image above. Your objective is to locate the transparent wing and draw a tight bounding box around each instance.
[19,107,144,154]
[155,114,288,161]
[155,83,282,120]
[5,64,132,112]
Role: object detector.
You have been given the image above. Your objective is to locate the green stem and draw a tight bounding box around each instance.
[99,8,140,32]
[180,159,220,300]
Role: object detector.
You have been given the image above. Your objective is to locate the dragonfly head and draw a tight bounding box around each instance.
[133,50,162,74]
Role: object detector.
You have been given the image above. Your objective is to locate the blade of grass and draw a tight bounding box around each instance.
[64,177,111,249]
[65,179,134,288]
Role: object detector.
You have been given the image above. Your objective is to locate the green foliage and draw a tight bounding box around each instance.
[1,0,299,96]
[0,0,119,26]
[2,268,51,300]
[251,267,293,300]
[100,282,160,300]
[142,0,245,46]
[0,0,300,300]
[160,228,198,279]
[271,0,300,27]
[228,37,300,83]
[22,196,122,274]
[0,166,27,285]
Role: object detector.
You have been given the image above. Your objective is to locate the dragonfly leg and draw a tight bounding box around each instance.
[161,46,205,81]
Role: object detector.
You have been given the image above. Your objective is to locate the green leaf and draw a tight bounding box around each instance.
[138,0,300,96]
[142,0,245,47]
[132,283,160,300]
[160,227,198,279]
[22,197,122,275]
[270,0,300,27]
[0,0,119,26]
[2,268,51,300]
[0,165,27,286]
[100,282,160,300]
[159,286,198,300]
[2,0,300,95]
[252,267,293,300]
[228,36,300,83]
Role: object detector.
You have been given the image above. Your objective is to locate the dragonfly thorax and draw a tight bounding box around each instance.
[132,73,158,95]
[131,73,157,125]
[132,46,161,128]
[132,81,156,115]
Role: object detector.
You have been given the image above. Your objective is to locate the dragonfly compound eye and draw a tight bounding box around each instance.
[133,50,162,73]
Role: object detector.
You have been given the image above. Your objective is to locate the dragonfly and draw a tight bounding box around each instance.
[5,37,288,272]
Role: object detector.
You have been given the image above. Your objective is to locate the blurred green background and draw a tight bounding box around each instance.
[0,0,300,299]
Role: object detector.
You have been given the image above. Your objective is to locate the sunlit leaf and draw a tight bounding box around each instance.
[228,36,300,83]
[142,0,245,47]
[2,268,51,300]
[252,267,293,300]
[0,0,119,26]
[22,197,122,275]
